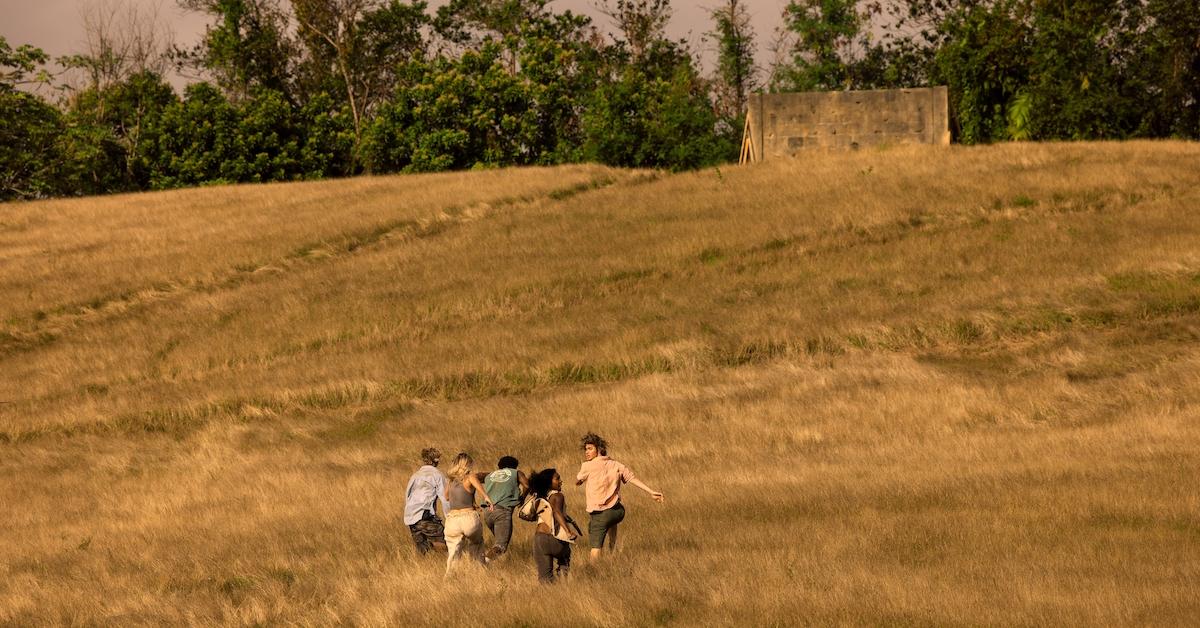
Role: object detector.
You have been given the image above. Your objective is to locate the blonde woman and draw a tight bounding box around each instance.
[443,452,494,574]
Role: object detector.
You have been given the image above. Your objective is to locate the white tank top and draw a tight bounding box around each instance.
[537,490,575,543]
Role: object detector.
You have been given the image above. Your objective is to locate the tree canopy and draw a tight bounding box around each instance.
[2,0,1198,200]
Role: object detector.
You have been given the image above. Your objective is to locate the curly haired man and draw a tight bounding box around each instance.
[575,433,664,561]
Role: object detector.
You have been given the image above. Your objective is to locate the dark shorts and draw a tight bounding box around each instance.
[408,511,445,555]
[587,502,625,549]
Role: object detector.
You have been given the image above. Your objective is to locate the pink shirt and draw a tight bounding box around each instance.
[577,456,635,512]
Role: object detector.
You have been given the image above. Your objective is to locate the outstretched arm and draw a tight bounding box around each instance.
[576,465,588,486]
[548,493,578,540]
[518,470,531,500]
[628,477,664,503]
[466,474,494,509]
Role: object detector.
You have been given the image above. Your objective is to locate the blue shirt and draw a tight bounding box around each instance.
[404,465,446,525]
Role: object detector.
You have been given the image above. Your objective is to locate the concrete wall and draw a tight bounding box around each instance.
[746,87,950,160]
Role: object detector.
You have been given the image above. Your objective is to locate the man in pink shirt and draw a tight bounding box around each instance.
[575,432,664,560]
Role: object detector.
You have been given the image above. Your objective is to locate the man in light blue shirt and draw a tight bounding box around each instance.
[404,447,447,555]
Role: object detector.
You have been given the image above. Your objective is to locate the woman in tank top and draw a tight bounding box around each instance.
[442,453,494,575]
[529,468,578,583]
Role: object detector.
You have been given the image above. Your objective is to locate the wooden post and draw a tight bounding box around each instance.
[739,111,756,165]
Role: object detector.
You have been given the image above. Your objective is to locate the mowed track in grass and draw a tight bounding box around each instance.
[1,143,1199,625]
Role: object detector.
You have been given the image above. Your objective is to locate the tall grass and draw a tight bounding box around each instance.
[1,143,1199,625]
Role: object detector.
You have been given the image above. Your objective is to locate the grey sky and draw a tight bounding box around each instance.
[0,0,789,86]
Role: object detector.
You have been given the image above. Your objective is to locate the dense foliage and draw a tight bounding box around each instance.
[2,0,1198,200]
[773,0,1200,144]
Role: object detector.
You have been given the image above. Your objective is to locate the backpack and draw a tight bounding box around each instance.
[518,494,544,522]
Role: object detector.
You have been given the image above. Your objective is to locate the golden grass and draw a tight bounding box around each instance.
[2,142,1199,625]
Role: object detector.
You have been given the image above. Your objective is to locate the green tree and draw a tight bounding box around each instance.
[297,92,357,177]
[582,56,726,170]
[1019,0,1139,140]
[1,38,68,200]
[434,0,550,47]
[0,36,53,89]
[580,4,727,171]
[772,0,890,91]
[708,0,757,120]
[363,44,537,172]
[707,0,757,160]
[148,83,355,187]
[874,0,1199,142]
[292,0,429,144]
[143,82,243,187]
[365,4,600,171]
[0,91,67,199]
[506,10,601,162]
[597,0,672,60]
[1132,0,1200,137]
[931,0,1032,143]
[177,0,299,102]
[64,71,178,190]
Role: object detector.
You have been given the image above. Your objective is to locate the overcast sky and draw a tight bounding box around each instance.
[1,0,789,86]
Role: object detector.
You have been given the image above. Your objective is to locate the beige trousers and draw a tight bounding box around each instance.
[444,509,484,574]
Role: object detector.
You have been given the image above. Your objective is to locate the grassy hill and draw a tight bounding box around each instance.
[2,142,1199,625]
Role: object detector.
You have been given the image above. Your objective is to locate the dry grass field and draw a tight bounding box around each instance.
[2,142,1199,625]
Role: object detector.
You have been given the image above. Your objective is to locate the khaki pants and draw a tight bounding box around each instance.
[444,509,484,574]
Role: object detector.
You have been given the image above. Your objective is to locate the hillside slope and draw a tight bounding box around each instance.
[2,143,1199,625]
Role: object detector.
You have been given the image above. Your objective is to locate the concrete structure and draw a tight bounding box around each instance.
[741,87,950,162]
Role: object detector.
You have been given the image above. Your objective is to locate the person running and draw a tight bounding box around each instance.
[478,455,529,560]
[575,433,664,561]
[404,447,448,556]
[529,468,578,583]
[443,452,494,575]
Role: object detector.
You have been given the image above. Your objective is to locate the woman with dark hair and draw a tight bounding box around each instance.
[575,432,664,561]
[528,468,577,583]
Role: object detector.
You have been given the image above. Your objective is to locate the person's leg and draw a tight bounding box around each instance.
[588,505,624,560]
[557,540,571,579]
[424,515,447,553]
[409,523,432,555]
[481,508,499,561]
[587,511,602,560]
[444,514,466,574]
[605,503,626,553]
[588,511,608,561]
[411,514,446,555]
[483,507,498,539]
[493,506,514,554]
[466,513,485,564]
[532,534,555,583]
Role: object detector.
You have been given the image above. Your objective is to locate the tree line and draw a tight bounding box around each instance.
[2,0,1197,201]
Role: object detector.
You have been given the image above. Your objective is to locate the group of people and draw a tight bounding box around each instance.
[403,432,665,582]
